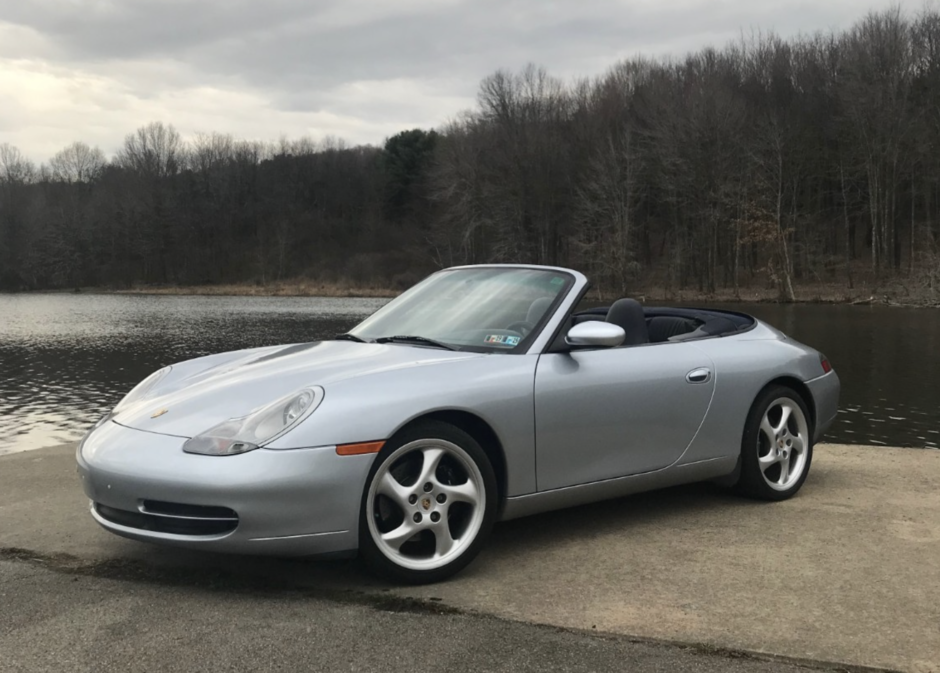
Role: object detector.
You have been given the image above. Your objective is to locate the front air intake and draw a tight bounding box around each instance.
[95,501,238,536]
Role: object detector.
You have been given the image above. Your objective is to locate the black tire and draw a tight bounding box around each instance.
[735,385,814,501]
[358,420,498,584]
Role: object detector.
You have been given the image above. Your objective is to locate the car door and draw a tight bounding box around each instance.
[534,342,715,491]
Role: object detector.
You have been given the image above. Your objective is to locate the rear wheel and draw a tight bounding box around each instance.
[358,421,497,584]
[736,385,813,501]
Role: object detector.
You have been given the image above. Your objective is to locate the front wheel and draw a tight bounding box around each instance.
[736,385,813,501]
[358,421,497,584]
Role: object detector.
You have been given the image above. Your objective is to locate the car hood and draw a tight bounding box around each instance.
[114,341,484,438]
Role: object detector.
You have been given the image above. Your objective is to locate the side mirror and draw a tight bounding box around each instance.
[565,321,625,348]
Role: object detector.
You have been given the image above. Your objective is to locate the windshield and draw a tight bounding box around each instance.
[349,267,574,352]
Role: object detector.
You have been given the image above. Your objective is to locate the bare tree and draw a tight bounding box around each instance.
[839,8,916,272]
[116,122,183,178]
[0,143,34,184]
[3,7,940,302]
[49,142,106,183]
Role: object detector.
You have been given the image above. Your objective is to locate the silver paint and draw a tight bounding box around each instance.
[565,320,625,347]
[76,264,841,557]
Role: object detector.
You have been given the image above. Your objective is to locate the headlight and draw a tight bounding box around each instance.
[183,387,324,456]
[113,366,172,414]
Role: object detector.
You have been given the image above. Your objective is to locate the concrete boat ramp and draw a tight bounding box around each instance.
[1,443,937,672]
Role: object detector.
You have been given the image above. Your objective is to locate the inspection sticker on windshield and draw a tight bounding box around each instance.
[485,334,520,346]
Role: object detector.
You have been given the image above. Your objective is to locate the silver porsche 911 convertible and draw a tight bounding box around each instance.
[77,265,840,583]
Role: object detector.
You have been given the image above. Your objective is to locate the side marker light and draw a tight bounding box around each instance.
[336,441,385,456]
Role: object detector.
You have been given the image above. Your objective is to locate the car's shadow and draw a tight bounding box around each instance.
[498,481,737,538]
[470,481,747,572]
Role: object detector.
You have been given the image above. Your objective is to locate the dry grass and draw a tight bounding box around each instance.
[629,284,871,305]
[112,281,890,304]
[108,280,400,299]
[594,281,939,307]
[36,272,940,307]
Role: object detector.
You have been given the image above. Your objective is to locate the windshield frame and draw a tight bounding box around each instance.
[347,266,578,354]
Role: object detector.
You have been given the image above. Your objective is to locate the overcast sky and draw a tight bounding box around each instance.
[0,0,904,163]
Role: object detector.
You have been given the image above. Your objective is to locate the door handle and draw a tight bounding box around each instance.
[686,367,711,384]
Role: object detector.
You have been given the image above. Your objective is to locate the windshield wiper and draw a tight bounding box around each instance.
[374,335,459,351]
[333,333,368,343]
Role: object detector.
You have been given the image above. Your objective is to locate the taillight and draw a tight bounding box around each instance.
[820,355,832,374]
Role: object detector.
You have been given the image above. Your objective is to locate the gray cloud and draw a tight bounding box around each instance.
[0,0,903,161]
[0,0,321,59]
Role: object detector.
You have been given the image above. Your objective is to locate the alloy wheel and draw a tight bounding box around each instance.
[756,397,810,492]
[366,438,486,571]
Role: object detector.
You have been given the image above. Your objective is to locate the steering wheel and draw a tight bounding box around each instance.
[504,320,535,336]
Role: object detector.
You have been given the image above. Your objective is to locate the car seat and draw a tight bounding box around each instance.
[526,296,553,325]
[605,298,649,346]
[647,316,700,343]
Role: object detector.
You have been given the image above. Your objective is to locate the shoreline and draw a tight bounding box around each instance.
[107,280,401,298]
[593,283,940,308]
[4,280,938,307]
[10,282,401,299]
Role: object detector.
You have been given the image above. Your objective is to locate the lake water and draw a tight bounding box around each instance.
[0,294,937,455]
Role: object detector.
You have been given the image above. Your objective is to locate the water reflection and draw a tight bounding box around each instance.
[0,294,387,455]
[0,294,937,455]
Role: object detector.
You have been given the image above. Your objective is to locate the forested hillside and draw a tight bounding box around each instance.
[2,7,939,300]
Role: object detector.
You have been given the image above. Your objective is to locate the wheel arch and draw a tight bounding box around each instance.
[731,375,817,500]
[760,376,816,435]
[393,410,508,514]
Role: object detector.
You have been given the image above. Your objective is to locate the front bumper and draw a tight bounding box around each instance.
[76,421,375,556]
